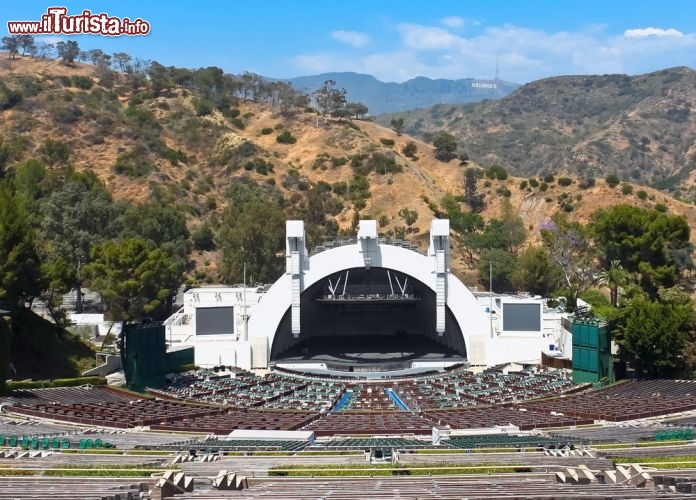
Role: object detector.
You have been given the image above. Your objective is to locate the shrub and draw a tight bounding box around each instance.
[558,177,573,186]
[39,139,70,166]
[192,97,213,116]
[260,127,273,135]
[578,177,596,189]
[7,377,106,389]
[636,189,648,200]
[380,138,395,147]
[539,182,548,192]
[49,103,82,124]
[496,187,511,197]
[528,178,539,188]
[519,180,528,190]
[621,184,634,195]
[0,84,23,110]
[486,165,508,180]
[605,174,620,188]
[276,130,297,144]
[654,203,668,212]
[543,174,555,183]
[331,156,348,167]
[71,75,94,90]
[192,223,215,251]
[244,158,274,175]
[325,197,344,215]
[402,141,418,158]
[330,179,347,192]
[113,146,154,177]
[366,152,402,174]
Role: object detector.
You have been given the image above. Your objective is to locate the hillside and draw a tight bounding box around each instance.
[281,72,519,115]
[2,56,696,287]
[378,67,696,202]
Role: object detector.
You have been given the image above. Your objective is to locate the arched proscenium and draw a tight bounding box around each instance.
[247,219,489,365]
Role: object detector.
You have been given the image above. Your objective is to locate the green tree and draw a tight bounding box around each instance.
[112,52,132,72]
[390,117,405,136]
[56,40,79,65]
[217,199,285,284]
[0,315,9,394]
[39,139,70,167]
[398,207,418,233]
[312,80,347,124]
[0,181,43,307]
[83,237,184,323]
[463,167,485,213]
[590,204,691,297]
[512,247,561,297]
[345,102,368,119]
[432,131,458,162]
[40,181,124,313]
[479,249,518,292]
[1,36,19,59]
[615,297,693,378]
[540,214,598,308]
[17,35,35,57]
[11,159,48,204]
[402,141,418,159]
[192,221,216,251]
[597,259,631,307]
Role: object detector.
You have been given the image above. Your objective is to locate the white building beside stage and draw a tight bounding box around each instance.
[164,285,268,369]
[164,219,574,372]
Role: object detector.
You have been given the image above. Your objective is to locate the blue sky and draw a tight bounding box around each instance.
[3,1,696,83]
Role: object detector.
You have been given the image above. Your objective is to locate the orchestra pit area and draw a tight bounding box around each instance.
[3,371,696,498]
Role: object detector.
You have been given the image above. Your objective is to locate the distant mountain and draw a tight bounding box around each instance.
[278,72,519,115]
[377,67,696,200]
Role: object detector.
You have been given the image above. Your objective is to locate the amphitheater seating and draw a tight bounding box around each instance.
[322,437,429,449]
[150,409,319,434]
[303,411,435,436]
[445,434,568,450]
[201,436,308,451]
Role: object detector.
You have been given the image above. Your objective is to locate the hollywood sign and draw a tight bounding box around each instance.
[471,82,497,89]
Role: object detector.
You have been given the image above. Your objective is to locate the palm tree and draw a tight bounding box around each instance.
[598,260,630,307]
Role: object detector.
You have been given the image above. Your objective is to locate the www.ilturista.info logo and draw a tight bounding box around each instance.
[7,7,150,36]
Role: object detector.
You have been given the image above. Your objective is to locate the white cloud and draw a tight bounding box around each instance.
[441,16,464,28]
[294,22,696,83]
[398,23,462,50]
[624,27,685,38]
[331,30,369,47]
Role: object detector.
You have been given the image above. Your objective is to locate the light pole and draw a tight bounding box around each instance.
[489,260,494,339]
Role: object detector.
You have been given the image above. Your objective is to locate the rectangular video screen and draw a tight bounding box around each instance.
[196,306,235,335]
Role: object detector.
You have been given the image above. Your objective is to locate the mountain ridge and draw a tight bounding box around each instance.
[377,66,696,201]
[276,71,519,114]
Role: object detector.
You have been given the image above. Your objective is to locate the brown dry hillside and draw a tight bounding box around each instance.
[2,56,696,282]
[380,67,696,202]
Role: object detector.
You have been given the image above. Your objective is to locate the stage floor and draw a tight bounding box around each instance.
[272,335,466,365]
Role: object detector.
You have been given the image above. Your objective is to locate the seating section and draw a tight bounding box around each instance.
[4,377,696,438]
[150,409,318,433]
[201,436,308,451]
[321,437,430,449]
[303,411,435,436]
[446,434,569,450]
[152,371,345,412]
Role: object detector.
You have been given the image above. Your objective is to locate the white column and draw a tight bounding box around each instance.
[429,219,450,336]
[286,221,307,338]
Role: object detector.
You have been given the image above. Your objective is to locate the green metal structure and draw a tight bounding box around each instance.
[120,322,193,391]
[571,318,613,385]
